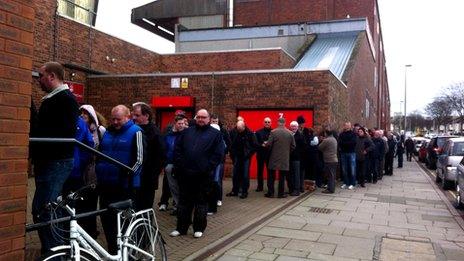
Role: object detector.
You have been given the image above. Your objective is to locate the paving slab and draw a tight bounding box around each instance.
[213,160,464,261]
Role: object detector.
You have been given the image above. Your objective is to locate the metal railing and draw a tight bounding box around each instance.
[29,137,133,173]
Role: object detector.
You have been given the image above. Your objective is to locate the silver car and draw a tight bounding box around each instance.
[457,157,464,208]
[436,137,464,190]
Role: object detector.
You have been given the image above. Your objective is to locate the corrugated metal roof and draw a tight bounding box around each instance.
[294,32,359,78]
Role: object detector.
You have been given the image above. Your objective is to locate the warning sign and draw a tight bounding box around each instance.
[181,78,188,89]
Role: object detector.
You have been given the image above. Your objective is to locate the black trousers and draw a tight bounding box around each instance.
[385,153,394,175]
[62,177,99,239]
[267,169,288,196]
[397,152,404,167]
[176,173,210,234]
[159,173,172,206]
[407,151,413,161]
[99,185,133,254]
[256,152,269,190]
[356,160,366,186]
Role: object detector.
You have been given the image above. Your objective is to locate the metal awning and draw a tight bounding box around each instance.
[131,0,229,42]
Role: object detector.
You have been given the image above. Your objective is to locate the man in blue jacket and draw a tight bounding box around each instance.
[170,109,224,238]
[95,105,145,254]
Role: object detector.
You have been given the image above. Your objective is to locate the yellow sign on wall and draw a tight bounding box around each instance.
[181,78,188,89]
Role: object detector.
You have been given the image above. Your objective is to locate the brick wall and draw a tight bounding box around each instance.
[234,0,376,43]
[0,0,33,259]
[32,0,163,104]
[85,70,348,130]
[160,49,295,72]
[343,32,377,128]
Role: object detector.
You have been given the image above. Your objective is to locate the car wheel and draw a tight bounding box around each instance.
[456,185,464,209]
[442,172,452,190]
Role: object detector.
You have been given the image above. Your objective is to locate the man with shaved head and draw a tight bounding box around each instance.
[171,109,224,238]
[95,104,145,253]
[255,117,273,192]
[227,120,258,199]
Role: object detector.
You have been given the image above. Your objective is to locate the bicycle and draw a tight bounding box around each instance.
[27,185,167,260]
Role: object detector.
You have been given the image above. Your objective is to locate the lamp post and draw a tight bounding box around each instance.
[404,64,412,134]
[399,101,403,131]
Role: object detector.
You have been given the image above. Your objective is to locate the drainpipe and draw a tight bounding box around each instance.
[228,0,234,27]
[211,73,215,114]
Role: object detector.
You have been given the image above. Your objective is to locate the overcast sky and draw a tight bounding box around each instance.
[95,0,464,116]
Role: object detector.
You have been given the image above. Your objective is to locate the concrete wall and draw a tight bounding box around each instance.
[0,0,33,259]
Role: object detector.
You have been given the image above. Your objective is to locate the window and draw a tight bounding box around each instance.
[365,98,370,118]
[58,0,98,26]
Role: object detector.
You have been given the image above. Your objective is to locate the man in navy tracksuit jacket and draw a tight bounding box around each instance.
[170,109,224,238]
[96,105,145,254]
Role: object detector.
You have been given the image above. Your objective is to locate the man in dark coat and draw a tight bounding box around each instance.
[31,62,79,253]
[289,121,306,196]
[227,121,258,199]
[170,109,224,238]
[255,117,272,192]
[371,130,386,183]
[396,135,405,168]
[405,137,415,161]
[132,102,165,210]
[384,131,397,176]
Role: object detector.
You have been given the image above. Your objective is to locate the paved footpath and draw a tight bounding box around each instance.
[213,160,464,261]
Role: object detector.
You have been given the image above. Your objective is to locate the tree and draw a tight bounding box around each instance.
[425,97,453,132]
[443,82,464,131]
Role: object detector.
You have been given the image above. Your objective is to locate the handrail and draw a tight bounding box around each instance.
[29,137,134,173]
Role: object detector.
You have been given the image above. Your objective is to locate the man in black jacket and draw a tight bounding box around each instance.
[227,121,258,199]
[170,109,224,238]
[31,62,79,253]
[255,117,272,192]
[372,130,386,183]
[384,131,397,176]
[338,122,358,190]
[132,102,165,210]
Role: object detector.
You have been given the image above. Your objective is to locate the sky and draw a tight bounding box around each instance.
[95,0,464,116]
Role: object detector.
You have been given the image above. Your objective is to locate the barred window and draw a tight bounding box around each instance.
[58,0,98,26]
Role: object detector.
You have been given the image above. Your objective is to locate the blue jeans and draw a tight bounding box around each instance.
[32,159,73,253]
[213,163,224,200]
[340,153,356,186]
[232,158,250,194]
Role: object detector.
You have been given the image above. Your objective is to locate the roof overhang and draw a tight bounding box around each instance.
[131,0,229,42]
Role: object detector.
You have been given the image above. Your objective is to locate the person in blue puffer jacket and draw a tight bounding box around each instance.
[95,105,145,254]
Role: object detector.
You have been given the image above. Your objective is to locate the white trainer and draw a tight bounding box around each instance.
[169,230,181,237]
[193,231,203,238]
[158,204,167,211]
[340,184,347,189]
[207,212,214,216]
[217,200,222,207]
[348,185,354,190]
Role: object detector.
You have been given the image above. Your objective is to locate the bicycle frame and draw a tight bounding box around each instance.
[54,205,158,260]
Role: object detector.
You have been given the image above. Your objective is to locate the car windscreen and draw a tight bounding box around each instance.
[452,142,464,156]
[437,138,449,148]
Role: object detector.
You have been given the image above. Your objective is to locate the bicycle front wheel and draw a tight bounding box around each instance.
[126,221,167,261]
[41,246,99,261]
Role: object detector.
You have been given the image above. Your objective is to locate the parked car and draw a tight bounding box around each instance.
[427,135,459,169]
[418,141,429,163]
[436,137,464,190]
[412,137,429,155]
[456,156,464,208]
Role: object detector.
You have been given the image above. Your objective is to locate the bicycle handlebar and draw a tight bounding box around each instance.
[26,208,107,232]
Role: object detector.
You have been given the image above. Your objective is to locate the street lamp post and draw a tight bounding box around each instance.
[404,64,412,134]
[399,101,403,131]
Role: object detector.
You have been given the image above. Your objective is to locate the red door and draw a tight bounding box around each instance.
[237,109,314,179]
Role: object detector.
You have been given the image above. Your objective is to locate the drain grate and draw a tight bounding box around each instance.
[309,207,333,214]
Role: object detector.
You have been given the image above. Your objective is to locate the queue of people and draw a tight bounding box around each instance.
[31,62,407,254]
